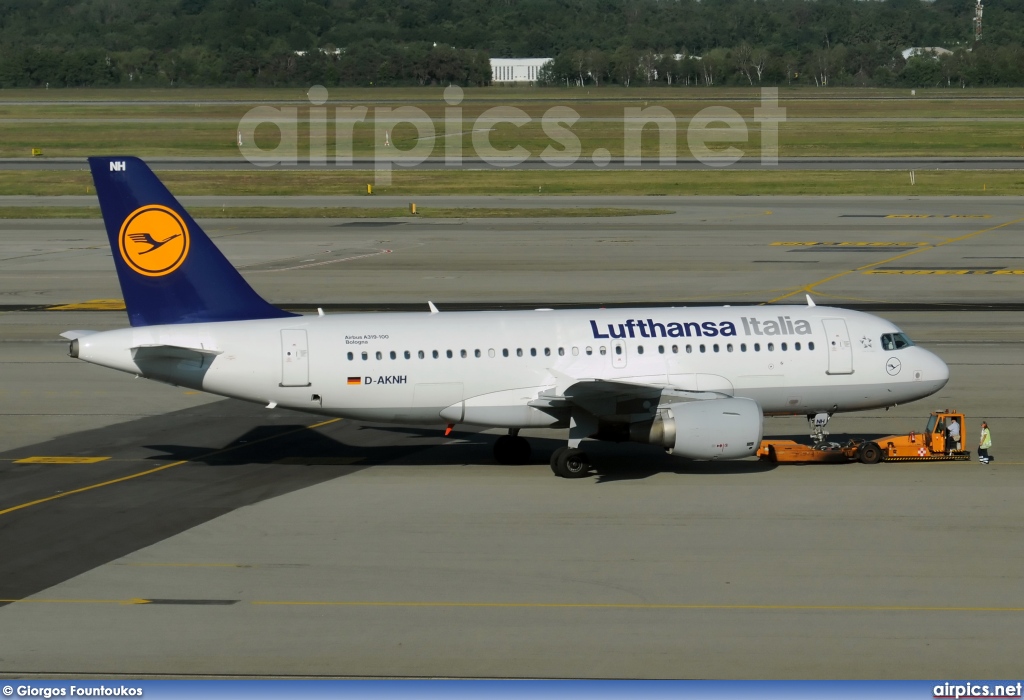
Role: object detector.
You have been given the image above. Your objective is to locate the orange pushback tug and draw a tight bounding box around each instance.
[758,409,971,465]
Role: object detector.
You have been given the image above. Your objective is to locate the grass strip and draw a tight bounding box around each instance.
[0,169,1021,197]
[0,206,673,219]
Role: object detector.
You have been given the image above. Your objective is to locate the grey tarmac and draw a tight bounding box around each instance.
[1,196,1023,678]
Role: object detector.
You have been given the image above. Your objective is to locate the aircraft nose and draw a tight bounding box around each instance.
[926,349,950,388]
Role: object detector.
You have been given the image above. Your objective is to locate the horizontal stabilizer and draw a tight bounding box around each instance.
[60,330,98,340]
[131,344,223,362]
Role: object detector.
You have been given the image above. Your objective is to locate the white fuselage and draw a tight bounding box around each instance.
[73,305,949,428]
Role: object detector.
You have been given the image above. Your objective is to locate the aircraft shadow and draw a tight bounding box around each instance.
[144,421,779,483]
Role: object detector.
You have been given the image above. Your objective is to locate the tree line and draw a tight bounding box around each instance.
[0,0,1022,88]
[538,44,1024,88]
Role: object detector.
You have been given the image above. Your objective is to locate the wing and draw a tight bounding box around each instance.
[529,375,729,420]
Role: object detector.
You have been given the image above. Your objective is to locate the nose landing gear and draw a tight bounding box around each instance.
[808,411,833,445]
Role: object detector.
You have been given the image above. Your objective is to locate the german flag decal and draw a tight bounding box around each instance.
[347,376,361,386]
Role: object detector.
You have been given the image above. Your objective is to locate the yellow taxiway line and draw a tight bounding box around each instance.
[765,215,1024,304]
[0,418,341,518]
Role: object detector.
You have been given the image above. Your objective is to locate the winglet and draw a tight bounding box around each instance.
[806,294,816,307]
[428,301,439,314]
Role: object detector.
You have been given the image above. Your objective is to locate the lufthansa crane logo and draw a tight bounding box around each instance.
[886,357,902,376]
[118,205,190,277]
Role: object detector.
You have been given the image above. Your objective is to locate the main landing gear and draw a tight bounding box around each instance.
[491,429,594,478]
[547,410,596,478]
[549,446,592,478]
[493,429,532,465]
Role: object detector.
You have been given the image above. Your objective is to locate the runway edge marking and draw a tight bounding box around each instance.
[0,418,341,518]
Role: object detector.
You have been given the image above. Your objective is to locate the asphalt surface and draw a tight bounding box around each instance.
[3,156,1024,171]
[1,197,1023,678]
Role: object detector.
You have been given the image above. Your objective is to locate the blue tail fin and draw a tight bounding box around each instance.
[88,156,296,327]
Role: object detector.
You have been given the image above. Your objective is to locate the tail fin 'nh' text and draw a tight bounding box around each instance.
[89,156,296,327]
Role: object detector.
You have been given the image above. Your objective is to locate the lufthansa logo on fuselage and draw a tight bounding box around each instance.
[118,204,190,277]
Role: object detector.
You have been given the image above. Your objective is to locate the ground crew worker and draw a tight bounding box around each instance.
[946,417,961,454]
[979,421,992,464]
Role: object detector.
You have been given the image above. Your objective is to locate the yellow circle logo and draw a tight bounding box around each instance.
[118,205,190,277]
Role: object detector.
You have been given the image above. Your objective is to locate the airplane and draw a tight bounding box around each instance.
[63,157,950,478]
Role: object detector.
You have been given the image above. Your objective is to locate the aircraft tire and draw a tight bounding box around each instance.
[549,446,570,473]
[553,448,591,479]
[859,442,882,465]
[494,434,531,465]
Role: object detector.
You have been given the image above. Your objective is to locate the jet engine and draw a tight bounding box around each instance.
[612,397,764,460]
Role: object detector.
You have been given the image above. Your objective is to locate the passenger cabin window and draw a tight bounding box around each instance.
[347,352,354,360]
[460,349,467,358]
[418,350,425,359]
[488,349,495,358]
[558,348,565,356]
[376,351,382,360]
[446,350,453,358]
[599,346,607,355]
[516,348,523,357]
[637,345,644,355]
[585,347,593,355]
[390,351,397,360]
[432,350,439,359]
[404,351,411,359]
[361,351,368,360]
[503,349,509,357]
[767,343,774,351]
[808,342,815,351]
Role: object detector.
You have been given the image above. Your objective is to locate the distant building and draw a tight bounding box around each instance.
[902,47,953,60]
[293,48,343,57]
[490,58,551,83]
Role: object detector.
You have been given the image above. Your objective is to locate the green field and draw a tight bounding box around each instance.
[0,169,1019,197]
[2,169,1015,198]
[0,206,674,219]
[2,87,1024,159]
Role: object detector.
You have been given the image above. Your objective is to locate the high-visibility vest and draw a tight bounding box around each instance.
[980,428,992,449]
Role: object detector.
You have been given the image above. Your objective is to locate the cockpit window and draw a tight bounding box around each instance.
[880,332,915,351]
